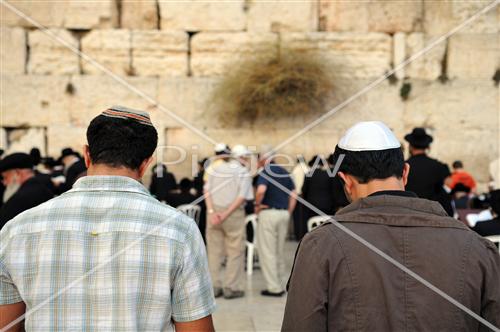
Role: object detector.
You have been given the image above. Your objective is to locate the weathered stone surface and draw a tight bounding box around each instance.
[0,75,72,127]
[28,29,79,75]
[404,80,498,182]
[393,33,406,79]
[0,27,26,74]
[448,34,499,79]
[3,128,47,156]
[47,125,87,157]
[67,75,159,126]
[319,1,422,33]
[190,33,278,77]
[423,1,499,35]
[281,32,392,79]
[132,31,188,77]
[81,30,131,76]
[247,1,318,32]
[159,1,246,31]
[121,0,158,29]
[0,0,117,29]
[405,33,446,80]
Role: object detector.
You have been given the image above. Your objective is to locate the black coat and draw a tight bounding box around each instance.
[406,154,453,216]
[149,172,177,202]
[56,160,87,194]
[472,218,500,237]
[165,191,197,208]
[0,177,54,229]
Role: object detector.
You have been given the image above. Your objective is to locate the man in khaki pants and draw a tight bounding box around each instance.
[204,145,254,299]
[255,146,297,297]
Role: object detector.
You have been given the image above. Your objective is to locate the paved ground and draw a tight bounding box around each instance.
[212,240,298,332]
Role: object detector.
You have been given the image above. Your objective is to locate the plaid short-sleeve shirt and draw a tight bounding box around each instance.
[0,176,215,331]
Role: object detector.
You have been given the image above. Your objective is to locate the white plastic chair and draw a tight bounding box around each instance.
[177,204,201,225]
[245,214,258,276]
[485,235,500,254]
[307,215,333,232]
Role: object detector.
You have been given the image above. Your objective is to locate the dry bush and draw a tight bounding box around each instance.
[212,48,334,125]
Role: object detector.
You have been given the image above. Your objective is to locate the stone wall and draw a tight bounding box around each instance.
[1,0,499,188]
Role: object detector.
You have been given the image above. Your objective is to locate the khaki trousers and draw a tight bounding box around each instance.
[206,207,245,292]
[257,209,290,293]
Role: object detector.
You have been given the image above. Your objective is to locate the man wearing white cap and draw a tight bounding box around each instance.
[282,121,500,331]
[204,144,254,299]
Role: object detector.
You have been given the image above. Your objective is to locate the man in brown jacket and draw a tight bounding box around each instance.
[282,122,500,332]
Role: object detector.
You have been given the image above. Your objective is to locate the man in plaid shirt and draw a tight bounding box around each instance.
[0,106,216,331]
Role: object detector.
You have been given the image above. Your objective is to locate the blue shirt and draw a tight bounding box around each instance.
[257,164,295,209]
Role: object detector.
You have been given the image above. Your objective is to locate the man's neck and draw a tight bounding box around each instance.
[358,178,406,198]
[87,164,142,181]
[411,149,426,156]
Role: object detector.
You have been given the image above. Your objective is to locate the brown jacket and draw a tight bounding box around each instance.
[282,192,500,332]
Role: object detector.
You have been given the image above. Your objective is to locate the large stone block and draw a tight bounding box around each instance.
[156,77,220,127]
[405,33,446,80]
[132,31,188,77]
[47,125,87,157]
[0,0,117,29]
[423,1,499,35]
[246,1,318,32]
[404,80,498,182]
[448,34,499,79]
[190,33,278,77]
[81,30,131,76]
[28,29,79,75]
[67,75,159,126]
[281,32,392,79]
[0,27,26,74]
[159,1,246,31]
[121,0,158,29]
[319,1,422,33]
[2,128,47,156]
[0,75,72,127]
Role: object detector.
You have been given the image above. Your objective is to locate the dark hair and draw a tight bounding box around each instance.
[87,115,158,170]
[452,160,463,169]
[332,146,405,184]
[180,178,192,191]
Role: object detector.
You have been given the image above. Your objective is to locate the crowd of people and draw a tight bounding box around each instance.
[0,105,499,331]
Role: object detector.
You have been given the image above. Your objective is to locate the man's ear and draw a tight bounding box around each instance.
[402,162,410,187]
[337,171,352,193]
[138,156,154,179]
[83,145,91,168]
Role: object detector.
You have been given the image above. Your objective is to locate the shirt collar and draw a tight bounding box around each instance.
[369,190,417,198]
[69,175,150,196]
[335,194,466,229]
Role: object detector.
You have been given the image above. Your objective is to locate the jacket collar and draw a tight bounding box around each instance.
[335,194,467,229]
[68,175,150,196]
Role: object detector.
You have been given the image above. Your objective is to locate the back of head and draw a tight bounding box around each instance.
[179,178,192,192]
[87,106,158,170]
[332,121,404,184]
[452,160,463,169]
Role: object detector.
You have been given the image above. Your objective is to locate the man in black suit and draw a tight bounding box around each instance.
[166,178,197,208]
[0,153,54,229]
[404,128,454,216]
[54,148,87,194]
[149,164,177,202]
[472,190,500,237]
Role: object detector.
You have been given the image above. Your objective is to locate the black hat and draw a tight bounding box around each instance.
[0,153,34,173]
[61,148,78,158]
[404,128,433,149]
[451,183,471,195]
